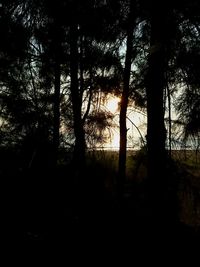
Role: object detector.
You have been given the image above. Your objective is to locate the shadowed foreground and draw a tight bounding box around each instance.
[17,167,199,246]
[2,148,199,249]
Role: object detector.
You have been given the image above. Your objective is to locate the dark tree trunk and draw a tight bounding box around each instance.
[146,6,168,221]
[118,21,134,198]
[53,47,61,165]
[52,22,61,167]
[70,24,86,168]
[166,82,172,158]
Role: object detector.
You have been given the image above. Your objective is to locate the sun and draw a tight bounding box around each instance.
[103,94,147,150]
[105,95,120,114]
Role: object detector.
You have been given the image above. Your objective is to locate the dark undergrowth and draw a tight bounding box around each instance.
[1,148,200,245]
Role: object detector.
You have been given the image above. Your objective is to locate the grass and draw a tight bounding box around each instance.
[172,151,200,230]
[85,149,200,230]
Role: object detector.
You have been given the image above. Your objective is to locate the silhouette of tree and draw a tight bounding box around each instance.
[143,0,200,224]
[0,1,31,146]
[175,6,200,145]
[118,0,137,199]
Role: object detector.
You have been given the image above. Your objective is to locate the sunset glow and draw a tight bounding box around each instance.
[105,96,120,114]
[109,130,120,149]
[104,95,147,150]
[104,95,120,149]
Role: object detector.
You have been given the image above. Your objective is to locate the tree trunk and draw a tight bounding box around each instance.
[146,6,168,221]
[118,20,134,199]
[52,22,61,167]
[53,46,61,165]
[166,82,172,158]
[70,24,86,168]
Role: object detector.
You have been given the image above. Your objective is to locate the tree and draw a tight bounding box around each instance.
[144,0,200,224]
[118,0,137,199]
[145,1,173,224]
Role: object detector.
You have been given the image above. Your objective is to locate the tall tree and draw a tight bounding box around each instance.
[145,0,200,223]
[146,1,169,222]
[118,0,136,198]
[69,23,86,167]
